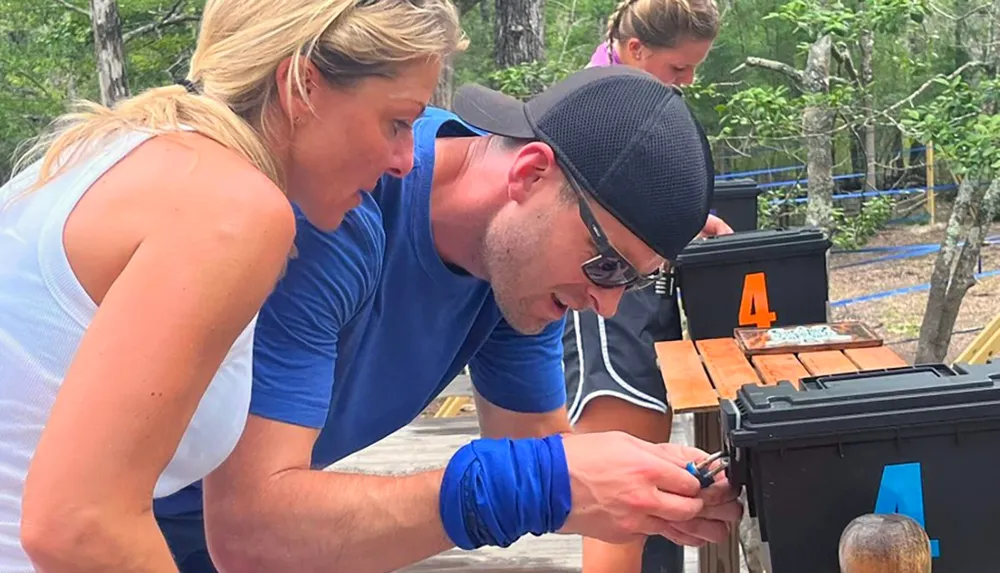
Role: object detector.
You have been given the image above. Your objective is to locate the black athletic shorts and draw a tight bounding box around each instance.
[563,284,683,425]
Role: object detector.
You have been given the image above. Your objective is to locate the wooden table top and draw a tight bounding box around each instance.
[655,336,908,414]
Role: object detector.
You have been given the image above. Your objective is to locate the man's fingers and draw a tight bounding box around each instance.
[659,522,709,547]
[649,459,703,498]
[700,480,741,506]
[673,517,733,544]
[647,488,705,522]
[697,215,734,238]
[697,499,744,524]
[634,516,708,547]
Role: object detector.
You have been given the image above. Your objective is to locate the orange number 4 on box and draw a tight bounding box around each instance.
[738,272,777,328]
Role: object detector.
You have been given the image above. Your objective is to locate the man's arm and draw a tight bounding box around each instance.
[468,315,571,441]
[473,390,572,439]
[203,411,740,573]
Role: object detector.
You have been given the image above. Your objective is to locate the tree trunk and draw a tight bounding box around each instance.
[860,30,877,192]
[430,55,455,110]
[89,0,130,106]
[802,35,835,232]
[954,0,970,70]
[915,178,1000,363]
[494,0,546,68]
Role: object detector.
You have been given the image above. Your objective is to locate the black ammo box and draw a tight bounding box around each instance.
[674,227,831,341]
[721,361,1000,572]
[711,177,762,232]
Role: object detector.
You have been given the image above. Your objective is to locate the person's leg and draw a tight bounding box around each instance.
[563,288,685,573]
[642,532,687,573]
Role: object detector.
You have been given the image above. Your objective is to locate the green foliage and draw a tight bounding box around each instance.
[764,0,857,40]
[863,0,928,34]
[757,187,808,229]
[831,195,895,249]
[717,86,802,141]
[763,0,925,44]
[901,75,1000,180]
[0,0,200,178]
[487,60,575,99]
[0,0,94,177]
[757,187,894,250]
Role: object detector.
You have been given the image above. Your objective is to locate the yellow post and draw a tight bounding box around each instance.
[955,313,1000,365]
[434,396,472,418]
[926,141,935,223]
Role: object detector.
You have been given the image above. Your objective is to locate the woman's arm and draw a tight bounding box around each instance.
[19,151,295,572]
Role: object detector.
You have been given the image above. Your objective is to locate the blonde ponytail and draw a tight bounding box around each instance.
[11,0,466,197]
[13,84,281,195]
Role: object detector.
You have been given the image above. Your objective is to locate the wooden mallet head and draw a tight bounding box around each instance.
[838,513,932,573]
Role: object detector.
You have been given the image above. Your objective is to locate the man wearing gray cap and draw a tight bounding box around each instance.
[155,65,741,573]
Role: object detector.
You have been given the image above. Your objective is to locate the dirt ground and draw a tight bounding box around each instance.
[829,222,1000,364]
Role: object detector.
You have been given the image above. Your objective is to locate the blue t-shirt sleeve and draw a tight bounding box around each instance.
[250,209,382,429]
[468,316,568,413]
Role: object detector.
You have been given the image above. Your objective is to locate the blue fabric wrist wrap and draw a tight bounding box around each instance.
[439,434,572,550]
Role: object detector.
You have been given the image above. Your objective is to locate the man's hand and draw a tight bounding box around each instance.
[671,445,743,546]
[697,214,734,239]
[557,432,742,547]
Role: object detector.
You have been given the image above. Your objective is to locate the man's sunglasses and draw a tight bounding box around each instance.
[563,170,661,292]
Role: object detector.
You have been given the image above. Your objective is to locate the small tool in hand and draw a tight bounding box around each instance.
[686,451,728,488]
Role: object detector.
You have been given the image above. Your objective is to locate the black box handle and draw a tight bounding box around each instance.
[800,363,956,390]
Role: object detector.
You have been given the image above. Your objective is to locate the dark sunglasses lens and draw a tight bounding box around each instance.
[583,256,635,288]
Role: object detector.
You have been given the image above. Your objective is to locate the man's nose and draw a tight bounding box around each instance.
[588,285,626,318]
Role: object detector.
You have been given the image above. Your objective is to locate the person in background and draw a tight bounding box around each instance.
[562,1,734,572]
[0,1,465,571]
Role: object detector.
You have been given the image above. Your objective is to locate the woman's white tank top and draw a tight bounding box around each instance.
[0,131,254,570]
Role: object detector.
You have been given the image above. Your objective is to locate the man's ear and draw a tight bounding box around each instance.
[506,141,558,204]
[274,56,321,128]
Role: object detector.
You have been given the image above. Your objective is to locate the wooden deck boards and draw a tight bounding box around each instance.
[325,392,722,572]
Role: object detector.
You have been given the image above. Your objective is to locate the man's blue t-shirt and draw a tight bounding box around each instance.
[154,108,568,519]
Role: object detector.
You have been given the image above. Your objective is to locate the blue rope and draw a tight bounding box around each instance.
[829,236,999,270]
[715,165,805,180]
[830,268,1000,307]
[714,147,927,180]
[769,184,958,205]
[830,245,940,270]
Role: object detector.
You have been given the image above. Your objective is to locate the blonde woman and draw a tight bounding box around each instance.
[0,0,465,571]
[562,1,734,572]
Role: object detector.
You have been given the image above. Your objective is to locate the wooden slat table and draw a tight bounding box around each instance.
[654,333,907,573]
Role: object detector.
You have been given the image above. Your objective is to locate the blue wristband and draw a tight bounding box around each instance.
[439,434,572,550]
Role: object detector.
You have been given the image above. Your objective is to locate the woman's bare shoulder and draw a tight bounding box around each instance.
[124,130,294,237]
[62,129,295,306]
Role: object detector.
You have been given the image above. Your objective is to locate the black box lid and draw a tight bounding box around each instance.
[723,362,1000,447]
[676,226,831,267]
[714,177,761,199]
